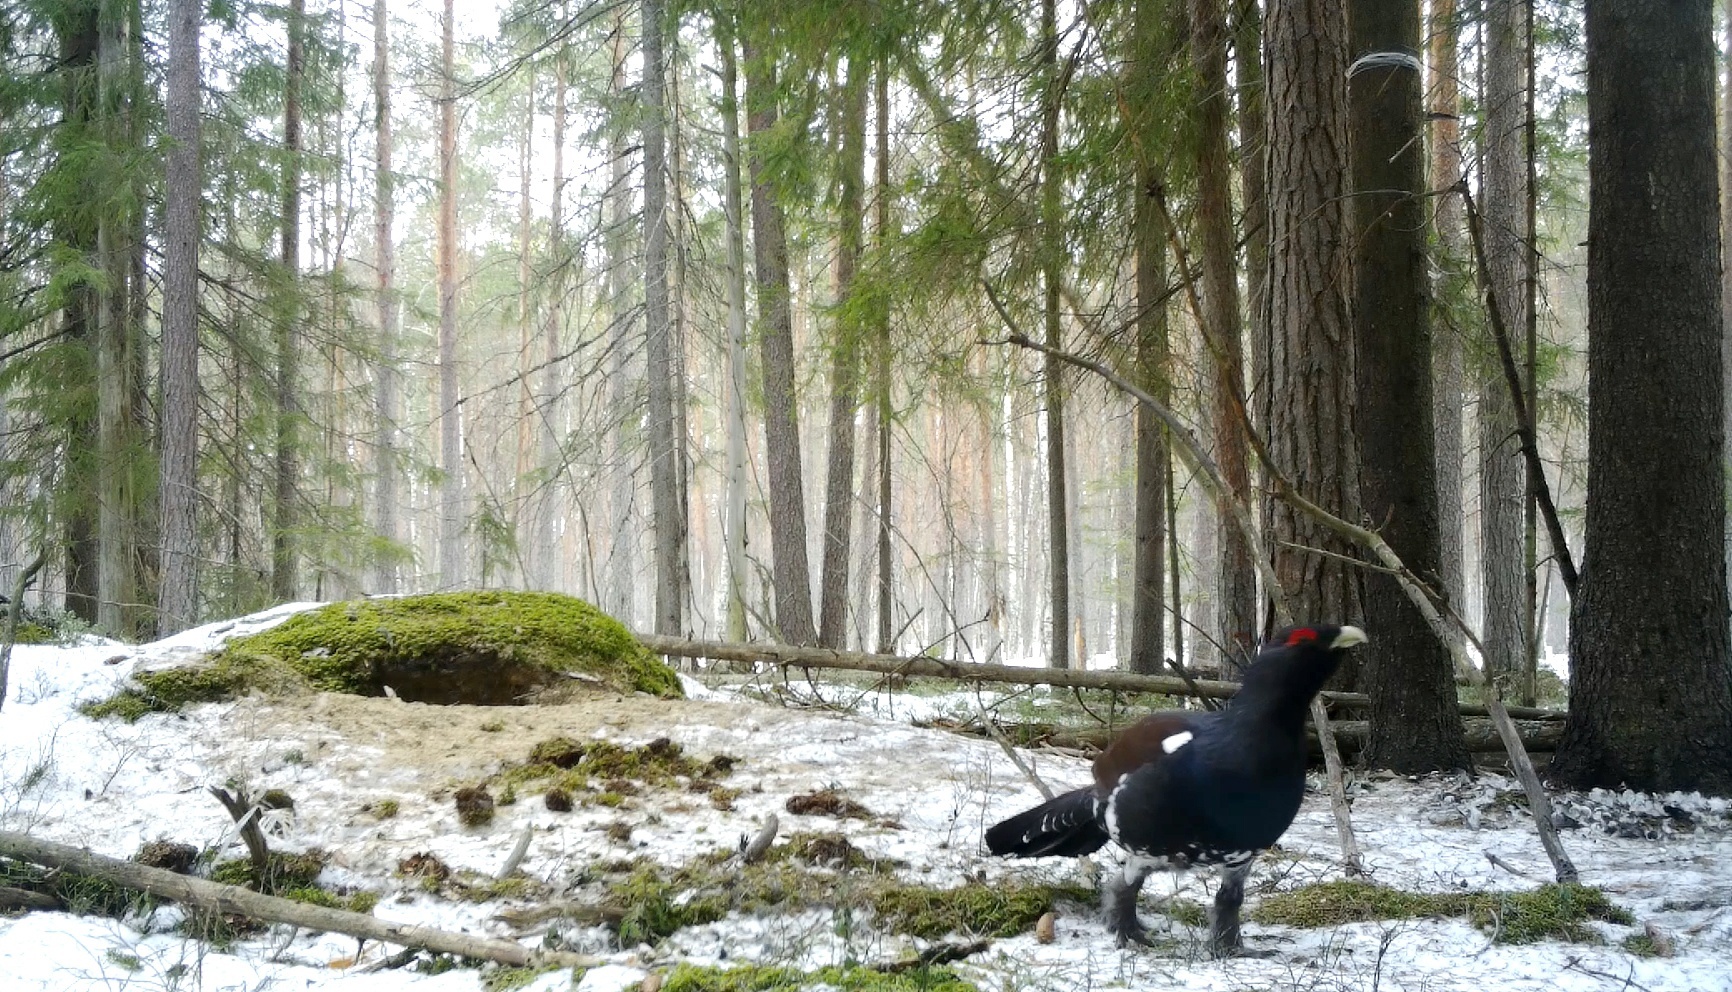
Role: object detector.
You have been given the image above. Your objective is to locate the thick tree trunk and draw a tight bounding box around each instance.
[716,14,751,643]
[1428,0,1466,650]
[1554,0,1732,795]
[643,0,682,636]
[158,0,200,633]
[1348,2,1469,772]
[1040,0,1070,670]
[1264,0,1362,665]
[436,0,462,589]
[372,0,400,595]
[272,0,304,603]
[744,32,817,646]
[1480,0,1528,689]
[56,2,100,624]
[1127,0,1169,676]
[1724,0,1732,613]
[1191,0,1255,660]
[818,58,869,650]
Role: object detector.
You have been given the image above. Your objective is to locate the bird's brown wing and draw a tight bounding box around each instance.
[1091,711,1205,793]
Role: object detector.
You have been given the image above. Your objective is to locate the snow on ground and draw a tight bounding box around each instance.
[1,604,1729,991]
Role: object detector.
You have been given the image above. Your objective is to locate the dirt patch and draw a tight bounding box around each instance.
[787,788,876,820]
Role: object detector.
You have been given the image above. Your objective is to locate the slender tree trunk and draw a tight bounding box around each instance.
[1190,0,1255,660]
[516,68,536,586]
[1481,0,1528,688]
[607,12,635,623]
[1265,0,1363,666]
[372,0,400,595]
[540,40,568,592]
[817,59,869,649]
[158,0,200,634]
[716,14,750,642]
[1429,0,1466,651]
[1555,0,1732,794]
[875,55,894,655]
[57,2,100,623]
[1236,0,1269,467]
[272,0,304,603]
[96,1,136,633]
[744,31,817,645]
[436,0,462,589]
[1127,0,1169,676]
[1521,0,1541,706]
[1349,1,1469,772]
[643,0,681,635]
[1040,0,1070,670]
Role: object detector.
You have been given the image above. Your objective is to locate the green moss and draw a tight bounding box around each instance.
[282,887,380,914]
[80,660,258,721]
[662,963,978,992]
[483,965,562,992]
[13,622,52,645]
[1165,898,1207,928]
[363,799,400,820]
[495,737,735,806]
[868,880,1093,940]
[103,950,143,972]
[455,874,544,903]
[213,591,680,701]
[211,851,328,895]
[1252,881,1631,944]
[612,866,731,944]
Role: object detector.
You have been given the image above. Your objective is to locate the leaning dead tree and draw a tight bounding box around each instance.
[0,831,600,969]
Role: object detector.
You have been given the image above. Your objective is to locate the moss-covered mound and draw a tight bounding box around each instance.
[83,592,680,719]
[1251,881,1632,945]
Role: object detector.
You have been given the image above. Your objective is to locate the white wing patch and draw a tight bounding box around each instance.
[1160,730,1194,754]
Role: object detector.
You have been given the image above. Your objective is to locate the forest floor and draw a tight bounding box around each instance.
[1,605,1728,992]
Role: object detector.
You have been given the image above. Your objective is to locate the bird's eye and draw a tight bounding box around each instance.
[1285,628,1318,646]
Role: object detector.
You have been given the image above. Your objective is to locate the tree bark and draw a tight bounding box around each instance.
[1235,0,1269,458]
[96,1,138,634]
[272,0,304,603]
[1348,1,1469,772]
[1428,0,1466,651]
[875,55,894,655]
[1040,0,1070,670]
[606,11,635,623]
[1724,0,1732,616]
[436,0,462,589]
[541,35,569,593]
[744,30,817,646]
[1264,0,1362,666]
[1127,0,1169,676]
[1190,0,1255,661]
[158,0,200,634]
[716,13,751,643]
[372,0,400,596]
[643,0,682,636]
[818,56,869,650]
[1554,0,1732,794]
[1480,0,1529,689]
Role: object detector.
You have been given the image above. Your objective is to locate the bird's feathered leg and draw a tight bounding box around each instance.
[1208,855,1255,956]
[1103,854,1161,947]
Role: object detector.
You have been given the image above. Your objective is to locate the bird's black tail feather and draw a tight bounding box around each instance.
[985,787,1108,858]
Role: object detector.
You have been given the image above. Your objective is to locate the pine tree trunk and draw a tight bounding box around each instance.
[1040,0,1069,670]
[540,35,568,593]
[158,0,200,634]
[817,58,869,650]
[1553,0,1732,794]
[1428,0,1466,650]
[273,0,304,603]
[1127,0,1169,676]
[716,14,750,643]
[1264,0,1362,665]
[1481,0,1529,689]
[643,0,681,636]
[744,31,817,646]
[1190,0,1255,659]
[1724,0,1732,613]
[436,0,462,590]
[1349,1,1469,773]
[515,68,536,589]
[372,0,400,596]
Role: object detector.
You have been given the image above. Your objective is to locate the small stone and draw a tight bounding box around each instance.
[1035,911,1057,944]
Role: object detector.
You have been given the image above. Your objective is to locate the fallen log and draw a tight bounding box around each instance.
[640,635,1566,722]
[0,831,598,969]
[942,718,1562,755]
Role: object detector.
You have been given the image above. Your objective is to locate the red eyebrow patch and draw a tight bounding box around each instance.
[1285,627,1319,646]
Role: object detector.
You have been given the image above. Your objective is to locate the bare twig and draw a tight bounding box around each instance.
[974,692,1055,801]
[496,827,533,881]
[1484,851,1535,880]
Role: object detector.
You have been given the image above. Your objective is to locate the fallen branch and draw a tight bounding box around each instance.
[640,636,1564,721]
[209,786,270,884]
[496,827,533,881]
[0,552,48,716]
[989,718,1560,755]
[0,831,599,969]
[975,694,1056,801]
[741,814,779,865]
[0,884,59,910]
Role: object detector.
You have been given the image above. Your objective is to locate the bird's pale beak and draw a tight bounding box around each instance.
[1331,626,1368,650]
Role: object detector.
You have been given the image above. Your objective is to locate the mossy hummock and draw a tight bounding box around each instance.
[84,592,680,718]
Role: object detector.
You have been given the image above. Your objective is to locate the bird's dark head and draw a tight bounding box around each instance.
[1232,624,1368,718]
